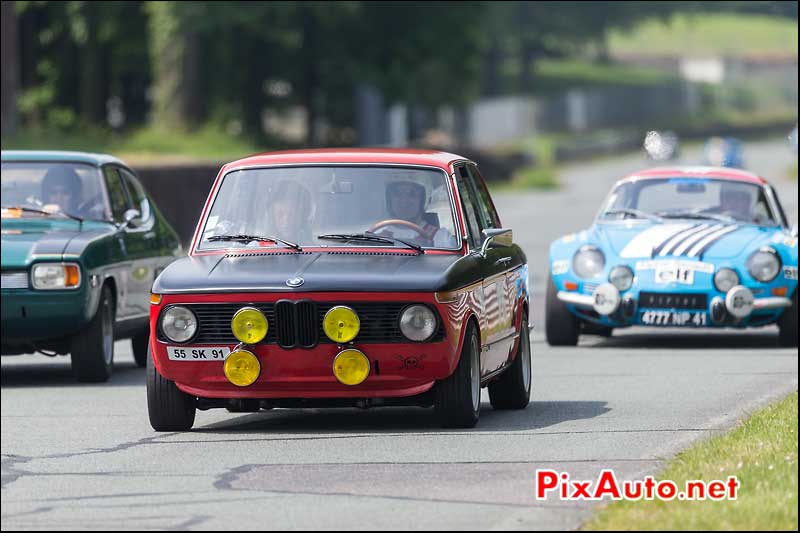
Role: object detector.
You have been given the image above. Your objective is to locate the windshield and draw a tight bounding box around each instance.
[198,166,460,250]
[599,178,778,226]
[1,162,109,221]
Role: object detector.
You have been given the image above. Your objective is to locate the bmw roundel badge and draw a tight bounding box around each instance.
[286,277,304,288]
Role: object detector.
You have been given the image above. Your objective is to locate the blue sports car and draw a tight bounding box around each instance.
[546,166,798,346]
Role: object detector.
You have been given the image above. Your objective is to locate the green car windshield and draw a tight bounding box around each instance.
[1,162,110,222]
[198,166,460,251]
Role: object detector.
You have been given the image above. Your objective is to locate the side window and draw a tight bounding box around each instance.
[103,166,130,221]
[120,168,152,223]
[467,164,501,228]
[456,166,484,249]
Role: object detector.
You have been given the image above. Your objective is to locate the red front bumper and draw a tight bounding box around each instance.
[150,292,467,400]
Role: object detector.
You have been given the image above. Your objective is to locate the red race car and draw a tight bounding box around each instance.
[147,149,531,430]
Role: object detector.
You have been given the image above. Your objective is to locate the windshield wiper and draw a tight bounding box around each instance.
[656,210,736,224]
[206,234,303,251]
[2,204,84,223]
[602,209,663,222]
[317,232,423,254]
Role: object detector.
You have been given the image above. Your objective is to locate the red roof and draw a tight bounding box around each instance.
[621,166,768,185]
[222,148,469,172]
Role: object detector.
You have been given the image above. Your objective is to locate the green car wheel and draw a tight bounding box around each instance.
[70,285,115,382]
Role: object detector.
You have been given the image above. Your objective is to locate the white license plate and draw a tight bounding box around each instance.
[641,311,707,327]
[167,346,231,361]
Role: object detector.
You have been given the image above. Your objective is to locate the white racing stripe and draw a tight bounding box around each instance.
[686,225,739,257]
[670,224,725,256]
[657,224,710,256]
[619,224,694,258]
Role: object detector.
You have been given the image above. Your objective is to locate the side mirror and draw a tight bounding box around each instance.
[122,208,142,228]
[480,228,513,255]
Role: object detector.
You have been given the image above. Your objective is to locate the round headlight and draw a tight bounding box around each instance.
[399,305,438,342]
[224,349,261,387]
[231,307,268,344]
[714,268,740,292]
[573,246,605,279]
[747,249,781,282]
[323,306,360,343]
[161,306,197,343]
[609,265,634,291]
[332,349,370,386]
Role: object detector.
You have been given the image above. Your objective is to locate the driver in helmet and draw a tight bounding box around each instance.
[269,180,314,243]
[718,185,753,222]
[379,181,457,247]
[40,165,82,216]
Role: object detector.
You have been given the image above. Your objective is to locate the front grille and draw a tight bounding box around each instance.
[1,271,28,290]
[274,300,319,349]
[583,282,600,294]
[158,301,445,346]
[639,292,707,310]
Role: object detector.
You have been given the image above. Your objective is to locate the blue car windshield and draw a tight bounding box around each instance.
[599,178,779,226]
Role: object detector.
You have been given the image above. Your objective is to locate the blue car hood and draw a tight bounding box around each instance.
[597,221,774,260]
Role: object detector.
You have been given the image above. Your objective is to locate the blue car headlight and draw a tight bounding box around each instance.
[573,246,605,279]
[713,268,739,292]
[747,248,781,282]
[609,265,634,291]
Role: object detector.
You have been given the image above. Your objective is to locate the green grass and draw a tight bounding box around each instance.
[1,124,265,165]
[609,13,798,58]
[531,59,679,94]
[586,391,798,531]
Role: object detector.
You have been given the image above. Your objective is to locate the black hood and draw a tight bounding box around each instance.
[153,251,478,294]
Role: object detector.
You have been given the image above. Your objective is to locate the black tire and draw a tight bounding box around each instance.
[147,344,196,431]
[131,328,150,368]
[435,322,481,428]
[778,290,797,347]
[545,274,580,346]
[489,311,532,410]
[70,285,115,382]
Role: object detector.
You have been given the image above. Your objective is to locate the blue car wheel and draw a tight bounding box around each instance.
[778,291,798,347]
[546,274,580,346]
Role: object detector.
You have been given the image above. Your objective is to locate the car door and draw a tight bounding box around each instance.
[455,164,508,376]
[102,165,133,320]
[118,167,160,321]
[467,164,521,368]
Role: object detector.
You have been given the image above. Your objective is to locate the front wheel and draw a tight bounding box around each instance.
[778,291,797,347]
[70,285,114,382]
[545,274,580,346]
[435,322,481,428]
[147,345,196,431]
[131,328,150,367]
[489,311,532,410]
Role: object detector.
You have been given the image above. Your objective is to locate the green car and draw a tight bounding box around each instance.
[1,151,182,381]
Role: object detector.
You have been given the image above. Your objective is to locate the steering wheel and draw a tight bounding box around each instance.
[368,218,427,238]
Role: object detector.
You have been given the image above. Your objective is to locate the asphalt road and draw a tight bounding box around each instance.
[2,138,798,530]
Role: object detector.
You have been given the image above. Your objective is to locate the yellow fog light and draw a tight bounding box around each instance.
[323,306,360,343]
[231,307,268,344]
[223,350,261,387]
[333,349,370,386]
